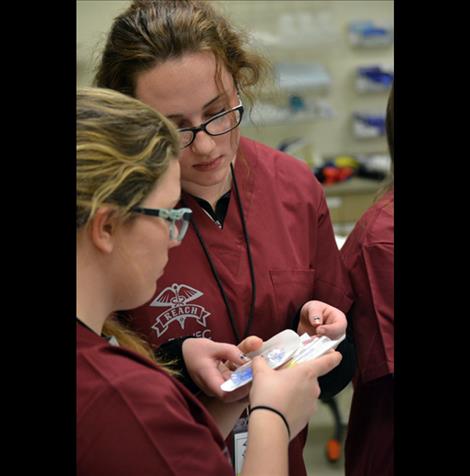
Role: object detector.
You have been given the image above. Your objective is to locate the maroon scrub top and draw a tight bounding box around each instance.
[77,324,233,476]
[127,136,354,476]
[341,190,394,476]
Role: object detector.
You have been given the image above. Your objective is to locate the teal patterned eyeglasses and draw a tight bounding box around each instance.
[132,207,192,242]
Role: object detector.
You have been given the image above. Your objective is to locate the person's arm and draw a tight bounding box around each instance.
[199,395,248,439]
[154,336,201,394]
[347,235,394,382]
[298,188,356,397]
[189,375,290,476]
[242,410,290,476]
[241,352,343,476]
[202,396,290,476]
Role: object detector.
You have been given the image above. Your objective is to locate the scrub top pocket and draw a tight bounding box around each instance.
[269,269,316,323]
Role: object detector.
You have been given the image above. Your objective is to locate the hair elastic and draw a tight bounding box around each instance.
[249,405,291,440]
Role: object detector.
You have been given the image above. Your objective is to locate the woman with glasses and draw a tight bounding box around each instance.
[94,1,355,474]
[76,86,342,476]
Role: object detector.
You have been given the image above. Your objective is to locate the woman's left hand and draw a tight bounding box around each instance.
[182,336,263,402]
[297,300,347,339]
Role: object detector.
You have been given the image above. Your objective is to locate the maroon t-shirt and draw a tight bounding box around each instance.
[77,324,233,476]
[341,190,394,382]
[126,137,354,476]
[341,190,394,476]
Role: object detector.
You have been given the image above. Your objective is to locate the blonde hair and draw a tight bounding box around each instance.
[77,87,180,369]
[101,316,159,363]
[77,87,179,228]
[94,0,271,110]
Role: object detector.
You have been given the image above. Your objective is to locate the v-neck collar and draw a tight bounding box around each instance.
[181,139,257,233]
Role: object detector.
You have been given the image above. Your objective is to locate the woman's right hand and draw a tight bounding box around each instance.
[249,351,342,440]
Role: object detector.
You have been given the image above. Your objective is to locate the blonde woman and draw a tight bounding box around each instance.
[76,87,342,476]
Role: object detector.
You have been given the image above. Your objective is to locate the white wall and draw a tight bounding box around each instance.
[77,0,393,161]
[77,1,130,86]
[216,0,394,159]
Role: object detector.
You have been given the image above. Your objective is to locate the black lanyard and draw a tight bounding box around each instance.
[185,163,256,343]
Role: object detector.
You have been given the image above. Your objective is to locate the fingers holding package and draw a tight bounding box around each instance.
[182,336,263,402]
[297,300,347,339]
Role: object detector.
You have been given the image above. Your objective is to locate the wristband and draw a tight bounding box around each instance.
[249,405,291,440]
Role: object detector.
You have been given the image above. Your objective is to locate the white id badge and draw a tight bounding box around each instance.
[221,329,300,392]
[233,414,249,476]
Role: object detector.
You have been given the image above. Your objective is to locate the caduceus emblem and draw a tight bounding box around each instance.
[150,284,210,338]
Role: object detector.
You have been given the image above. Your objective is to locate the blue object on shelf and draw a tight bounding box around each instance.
[354,114,385,129]
[356,65,393,93]
[348,20,393,47]
[353,113,386,138]
[358,66,393,86]
[289,95,306,113]
[355,25,387,36]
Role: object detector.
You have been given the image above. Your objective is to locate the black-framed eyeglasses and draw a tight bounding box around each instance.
[132,207,192,242]
[178,102,244,149]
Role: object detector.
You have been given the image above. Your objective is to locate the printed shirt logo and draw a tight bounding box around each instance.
[149,283,211,338]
